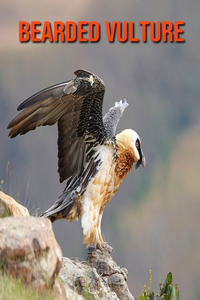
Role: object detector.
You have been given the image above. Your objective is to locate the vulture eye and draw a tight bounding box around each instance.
[135,139,140,148]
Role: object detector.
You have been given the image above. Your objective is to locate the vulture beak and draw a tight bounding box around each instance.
[135,145,146,169]
[135,155,146,169]
[141,155,146,169]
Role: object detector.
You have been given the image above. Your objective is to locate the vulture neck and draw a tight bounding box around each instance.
[114,131,136,179]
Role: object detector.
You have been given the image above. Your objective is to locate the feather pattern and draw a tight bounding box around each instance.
[7,69,143,249]
[8,70,108,185]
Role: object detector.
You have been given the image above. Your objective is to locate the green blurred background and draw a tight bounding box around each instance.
[1,0,200,298]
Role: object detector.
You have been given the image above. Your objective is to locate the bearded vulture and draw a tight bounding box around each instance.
[7,70,145,252]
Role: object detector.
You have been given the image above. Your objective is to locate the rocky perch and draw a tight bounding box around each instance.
[0,191,135,300]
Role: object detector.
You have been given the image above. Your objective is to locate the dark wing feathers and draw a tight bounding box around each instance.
[41,146,102,221]
[8,70,107,189]
[56,96,86,183]
[17,81,72,111]
[8,69,127,221]
[7,97,65,136]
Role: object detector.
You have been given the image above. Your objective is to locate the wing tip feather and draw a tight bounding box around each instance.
[74,69,94,78]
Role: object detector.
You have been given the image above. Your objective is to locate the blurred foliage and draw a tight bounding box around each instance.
[139,270,154,300]
[157,273,179,300]
[0,162,13,197]
[140,272,179,300]
[0,271,53,300]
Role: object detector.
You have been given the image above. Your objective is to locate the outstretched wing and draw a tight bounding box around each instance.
[7,70,107,184]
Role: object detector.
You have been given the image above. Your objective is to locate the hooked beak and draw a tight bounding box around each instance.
[135,145,146,170]
[135,155,146,169]
[141,155,146,169]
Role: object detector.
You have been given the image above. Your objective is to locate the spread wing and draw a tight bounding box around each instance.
[7,70,108,185]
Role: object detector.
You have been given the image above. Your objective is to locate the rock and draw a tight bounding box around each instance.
[0,193,135,299]
[53,278,85,300]
[0,216,62,291]
[87,247,135,300]
[0,191,29,217]
[58,247,135,300]
[59,256,116,299]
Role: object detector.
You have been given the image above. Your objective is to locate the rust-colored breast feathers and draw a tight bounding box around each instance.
[115,131,137,180]
[115,150,135,179]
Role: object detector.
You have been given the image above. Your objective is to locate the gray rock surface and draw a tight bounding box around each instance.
[0,191,29,217]
[0,216,62,291]
[58,245,135,300]
[0,195,135,299]
[53,278,85,300]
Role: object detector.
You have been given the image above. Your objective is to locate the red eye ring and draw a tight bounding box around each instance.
[136,141,139,148]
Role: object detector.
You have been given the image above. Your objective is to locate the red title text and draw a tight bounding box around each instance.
[19,21,185,43]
